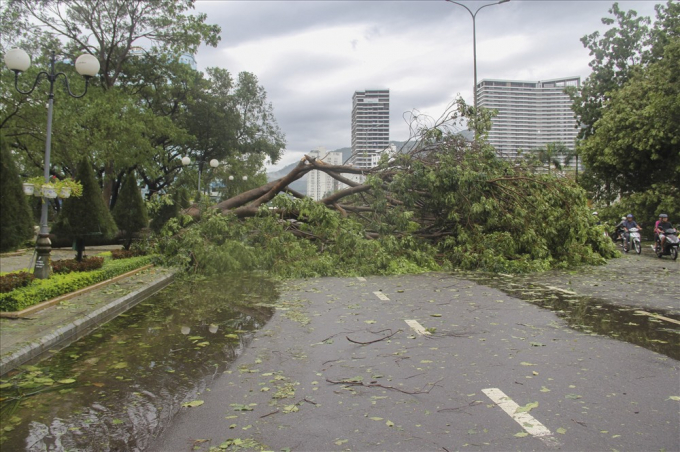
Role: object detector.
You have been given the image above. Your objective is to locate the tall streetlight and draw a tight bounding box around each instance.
[445,0,510,111]
[4,48,100,279]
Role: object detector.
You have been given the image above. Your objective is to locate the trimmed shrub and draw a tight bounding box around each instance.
[0,272,35,293]
[112,171,149,250]
[0,145,34,252]
[111,249,146,259]
[52,256,105,274]
[0,255,155,312]
[51,158,118,260]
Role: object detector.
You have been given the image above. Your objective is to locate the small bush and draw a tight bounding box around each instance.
[0,255,155,312]
[111,249,146,259]
[52,256,105,274]
[0,271,35,293]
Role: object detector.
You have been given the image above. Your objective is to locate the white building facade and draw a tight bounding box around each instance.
[477,77,580,160]
[350,89,390,169]
[306,147,344,201]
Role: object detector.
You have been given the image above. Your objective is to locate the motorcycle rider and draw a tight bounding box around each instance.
[654,214,674,252]
[622,214,642,248]
[614,216,627,242]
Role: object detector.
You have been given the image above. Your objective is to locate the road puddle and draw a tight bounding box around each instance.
[457,272,680,360]
[0,274,276,451]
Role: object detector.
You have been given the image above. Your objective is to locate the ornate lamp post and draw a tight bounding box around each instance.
[4,48,100,279]
[445,0,510,111]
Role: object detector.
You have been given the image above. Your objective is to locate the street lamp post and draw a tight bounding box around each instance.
[445,0,510,111]
[4,48,99,279]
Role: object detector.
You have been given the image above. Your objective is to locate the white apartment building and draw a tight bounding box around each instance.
[350,89,390,169]
[306,147,344,201]
[477,77,580,160]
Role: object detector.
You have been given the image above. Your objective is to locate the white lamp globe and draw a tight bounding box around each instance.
[75,53,100,77]
[181,156,191,166]
[4,48,31,72]
[228,175,234,181]
[209,159,219,168]
[242,175,248,181]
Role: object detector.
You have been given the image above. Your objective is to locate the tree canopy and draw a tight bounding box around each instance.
[567,1,680,221]
[1,0,285,211]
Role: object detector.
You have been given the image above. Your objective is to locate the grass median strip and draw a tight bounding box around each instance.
[0,256,156,312]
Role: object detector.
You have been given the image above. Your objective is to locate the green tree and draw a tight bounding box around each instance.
[0,143,34,252]
[2,0,221,207]
[52,158,118,261]
[568,1,680,203]
[567,2,652,141]
[579,36,680,201]
[536,142,576,175]
[112,171,149,250]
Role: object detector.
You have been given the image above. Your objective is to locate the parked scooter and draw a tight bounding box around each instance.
[623,227,642,254]
[655,228,679,260]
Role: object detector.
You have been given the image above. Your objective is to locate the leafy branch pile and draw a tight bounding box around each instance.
[159,100,617,277]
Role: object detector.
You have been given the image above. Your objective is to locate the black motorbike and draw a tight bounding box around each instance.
[655,228,679,260]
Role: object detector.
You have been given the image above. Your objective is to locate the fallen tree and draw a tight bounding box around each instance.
[159,98,617,277]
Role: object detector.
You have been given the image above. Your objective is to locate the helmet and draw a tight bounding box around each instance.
[660,213,668,218]
[626,214,633,218]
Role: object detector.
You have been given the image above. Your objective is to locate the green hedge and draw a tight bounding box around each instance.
[0,255,155,312]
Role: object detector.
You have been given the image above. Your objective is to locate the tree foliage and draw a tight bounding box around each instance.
[51,158,118,260]
[112,171,149,250]
[0,142,34,252]
[568,1,680,211]
[1,1,285,212]
[159,98,616,277]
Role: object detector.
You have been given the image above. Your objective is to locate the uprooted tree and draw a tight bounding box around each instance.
[158,98,617,277]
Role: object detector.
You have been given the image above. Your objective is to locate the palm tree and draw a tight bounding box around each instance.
[536,142,575,175]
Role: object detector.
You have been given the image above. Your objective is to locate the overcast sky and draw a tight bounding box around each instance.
[193,0,662,171]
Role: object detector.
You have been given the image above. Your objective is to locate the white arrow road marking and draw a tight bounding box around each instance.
[482,388,561,448]
[373,291,389,301]
[404,319,430,335]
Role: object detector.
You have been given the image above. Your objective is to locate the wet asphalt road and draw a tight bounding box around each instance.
[149,253,679,452]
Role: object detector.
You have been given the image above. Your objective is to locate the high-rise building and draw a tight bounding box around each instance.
[306,147,344,201]
[350,89,390,169]
[477,77,580,160]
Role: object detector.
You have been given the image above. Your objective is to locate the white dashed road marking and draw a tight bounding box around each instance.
[356,277,366,281]
[373,291,389,301]
[482,388,560,448]
[404,319,430,335]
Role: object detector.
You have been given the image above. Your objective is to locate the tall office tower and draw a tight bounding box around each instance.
[306,147,344,201]
[350,89,390,169]
[477,77,580,161]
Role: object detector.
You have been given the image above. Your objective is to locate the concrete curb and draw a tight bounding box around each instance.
[0,270,177,376]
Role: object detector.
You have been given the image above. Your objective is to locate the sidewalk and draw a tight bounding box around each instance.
[0,248,177,376]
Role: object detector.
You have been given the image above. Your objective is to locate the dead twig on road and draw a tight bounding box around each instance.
[346,329,402,345]
[325,377,443,395]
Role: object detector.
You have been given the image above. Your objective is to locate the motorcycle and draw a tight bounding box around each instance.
[655,228,679,260]
[623,227,642,254]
